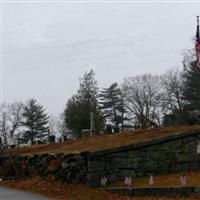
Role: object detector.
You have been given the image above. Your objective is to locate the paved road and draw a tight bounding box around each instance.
[0,186,50,200]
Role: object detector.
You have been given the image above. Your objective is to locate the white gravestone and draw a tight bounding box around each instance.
[124,176,132,186]
[149,175,154,186]
[180,173,187,186]
[100,177,107,186]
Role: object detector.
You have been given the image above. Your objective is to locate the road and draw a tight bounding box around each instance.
[0,186,50,200]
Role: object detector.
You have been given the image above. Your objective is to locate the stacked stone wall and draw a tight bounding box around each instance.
[1,129,200,187]
[0,152,88,183]
[87,129,200,186]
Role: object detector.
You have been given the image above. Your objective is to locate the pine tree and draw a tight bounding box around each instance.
[183,61,200,111]
[99,82,126,128]
[21,99,49,144]
[64,70,104,138]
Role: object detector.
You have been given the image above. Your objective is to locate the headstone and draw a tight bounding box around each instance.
[82,129,90,138]
[9,144,16,149]
[114,126,120,133]
[106,125,112,134]
[49,135,55,144]
[124,176,132,186]
[63,135,67,142]
[149,175,154,186]
[188,118,196,126]
[37,140,45,144]
[180,172,187,186]
[100,177,107,186]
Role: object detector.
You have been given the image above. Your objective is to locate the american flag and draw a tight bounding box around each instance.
[195,16,200,67]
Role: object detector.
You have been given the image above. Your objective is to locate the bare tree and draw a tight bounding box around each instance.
[56,113,68,136]
[161,68,184,112]
[122,74,163,129]
[0,103,9,146]
[0,102,24,146]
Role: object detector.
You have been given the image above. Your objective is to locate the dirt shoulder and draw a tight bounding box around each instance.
[0,177,200,200]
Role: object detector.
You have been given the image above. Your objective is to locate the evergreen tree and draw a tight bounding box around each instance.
[64,70,104,138]
[21,99,49,144]
[99,82,126,128]
[183,61,200,111]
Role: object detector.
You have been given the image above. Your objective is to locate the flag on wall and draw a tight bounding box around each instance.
[195,16,200,67]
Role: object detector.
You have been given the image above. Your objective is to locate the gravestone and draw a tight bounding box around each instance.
[114,126,120,133]
[9,145,16,149]
[82,129,90,138]
[37,140,45,144]
[49,135,55,144]
[106,125,113,134]
[63,135,67,142]
[188,118,196,126]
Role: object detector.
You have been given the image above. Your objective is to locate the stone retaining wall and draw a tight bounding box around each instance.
[0,128,200,187]
[87,128,200,186]
[0,152,88,183]
[104,186,200,197]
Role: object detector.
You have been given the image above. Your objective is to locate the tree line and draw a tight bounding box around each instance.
[64,51,200,138]
[0,51,200,144]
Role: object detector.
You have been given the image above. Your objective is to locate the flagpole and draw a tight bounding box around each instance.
[196,16,200,68]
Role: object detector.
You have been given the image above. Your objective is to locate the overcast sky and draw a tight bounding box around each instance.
[1,1,200,115]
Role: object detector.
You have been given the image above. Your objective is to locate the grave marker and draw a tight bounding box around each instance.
[49,135,55,144]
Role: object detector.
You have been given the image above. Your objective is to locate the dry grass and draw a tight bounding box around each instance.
[11,126,200,155]
[1,176,200,200]
[112,171,200,187]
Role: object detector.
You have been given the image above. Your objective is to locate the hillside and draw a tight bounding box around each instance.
[10,126,200,155]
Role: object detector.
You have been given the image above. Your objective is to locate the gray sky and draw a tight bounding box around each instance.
[1,1,200,115]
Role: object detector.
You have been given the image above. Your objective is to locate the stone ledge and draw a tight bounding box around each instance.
[102,186,199,197]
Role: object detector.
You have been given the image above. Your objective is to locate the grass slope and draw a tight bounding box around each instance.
[14,126,200,155]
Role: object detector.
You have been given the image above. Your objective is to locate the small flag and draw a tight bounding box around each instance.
[195,16,200,67]
[180,172,187,187]
[100,177,107,186]
[124,176,132,187]
[149,175,154,186]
